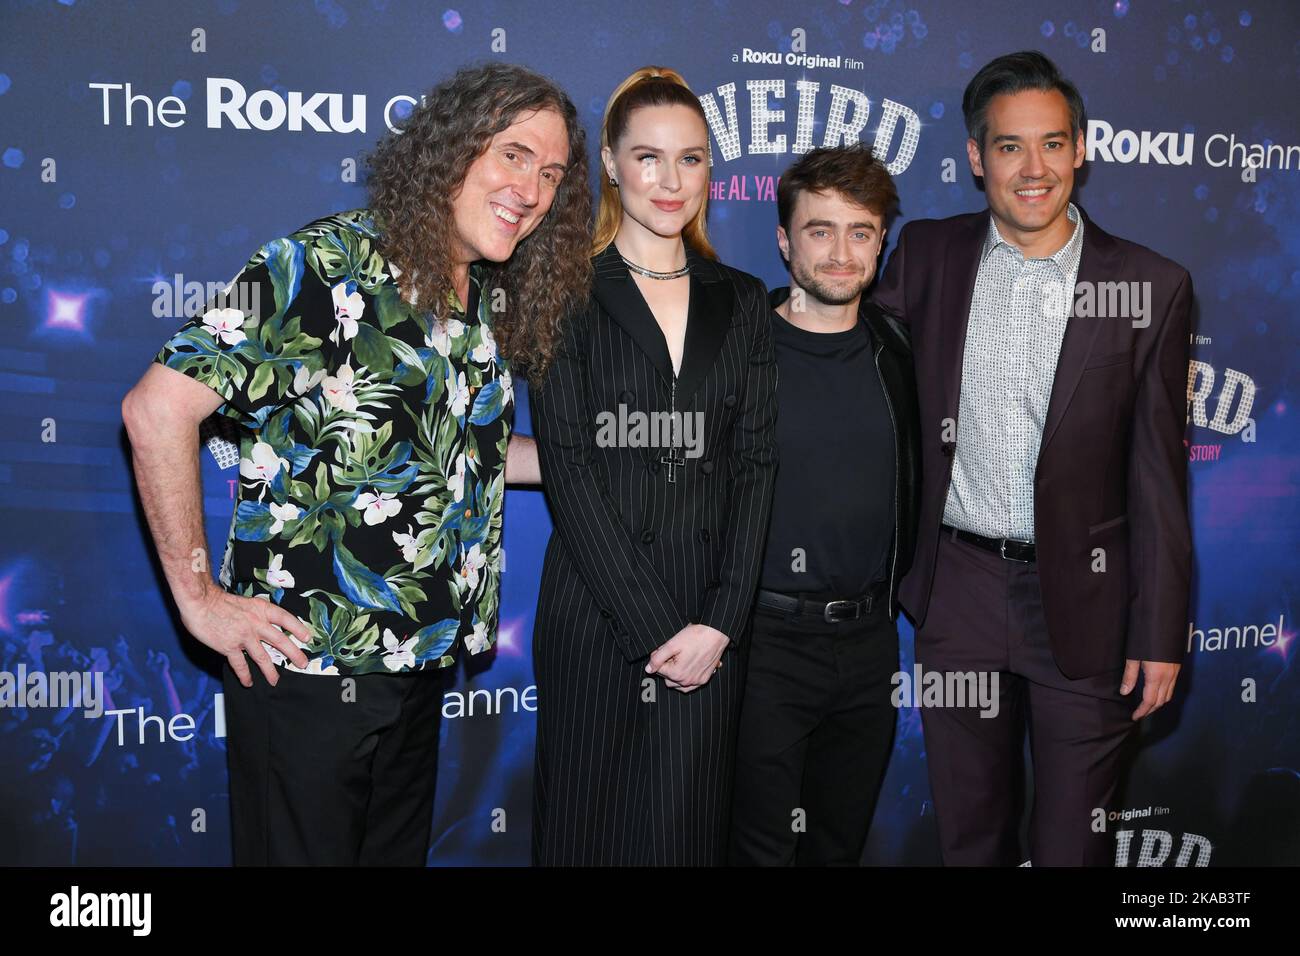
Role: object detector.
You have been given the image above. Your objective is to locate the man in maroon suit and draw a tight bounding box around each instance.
[872,51,1192,865]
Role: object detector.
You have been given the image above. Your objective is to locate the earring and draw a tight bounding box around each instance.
[609,176,618,187]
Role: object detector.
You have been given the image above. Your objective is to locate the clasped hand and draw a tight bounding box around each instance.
[645,624,729,693]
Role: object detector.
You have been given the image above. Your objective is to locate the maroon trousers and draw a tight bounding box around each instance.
[914,531,1139,866]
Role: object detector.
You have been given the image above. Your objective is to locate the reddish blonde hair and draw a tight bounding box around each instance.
[592,66,717,260]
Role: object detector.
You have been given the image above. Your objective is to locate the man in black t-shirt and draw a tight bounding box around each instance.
[730,145,920,866]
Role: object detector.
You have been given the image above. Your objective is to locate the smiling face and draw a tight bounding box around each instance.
[602,103,709,241]
[967,88,1084,253]
[778,188,884,306]
[451,106,571,265]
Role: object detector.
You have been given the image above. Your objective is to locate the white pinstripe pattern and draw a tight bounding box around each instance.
[531,245,778,865]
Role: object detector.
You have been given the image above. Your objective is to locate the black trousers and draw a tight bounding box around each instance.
[729,596,899,866]
[222,660,444,866]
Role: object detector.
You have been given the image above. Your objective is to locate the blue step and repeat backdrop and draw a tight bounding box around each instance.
[1,0,1296,866]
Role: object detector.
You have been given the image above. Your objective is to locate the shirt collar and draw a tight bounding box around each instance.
[981,202,1084,275]
[398,262,486,315]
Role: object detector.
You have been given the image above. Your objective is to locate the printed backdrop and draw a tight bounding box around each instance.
[1,0,1296,865]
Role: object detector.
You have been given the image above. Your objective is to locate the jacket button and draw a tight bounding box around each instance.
[640,530,655,544]
[697,528,710,543]
[941,443,955,458]
[599,607,612,619]
[701,460,714,475]
[723,394,737,408]
[619,389,635,403]
[649,460,660,474]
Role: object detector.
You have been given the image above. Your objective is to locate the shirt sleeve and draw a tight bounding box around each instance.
[696,274,779,644]
[152,236,335,430]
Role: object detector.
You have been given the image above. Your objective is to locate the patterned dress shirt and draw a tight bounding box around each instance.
[943,203,1084,541]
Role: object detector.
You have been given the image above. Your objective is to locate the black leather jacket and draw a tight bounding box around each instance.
[768,287,921,620]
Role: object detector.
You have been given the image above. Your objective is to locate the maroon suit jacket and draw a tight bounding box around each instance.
[872,207,1193,678]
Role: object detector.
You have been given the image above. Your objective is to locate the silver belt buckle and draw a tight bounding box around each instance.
[999,538,1032,563]
[823,599,860,623]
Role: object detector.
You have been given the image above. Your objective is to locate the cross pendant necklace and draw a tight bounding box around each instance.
[659,374,685,483]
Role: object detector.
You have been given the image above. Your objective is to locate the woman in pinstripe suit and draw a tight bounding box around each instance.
[530,67,778,865]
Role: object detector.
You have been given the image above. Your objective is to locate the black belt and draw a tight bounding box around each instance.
[942,524,1036,563]
[755,581,888,623]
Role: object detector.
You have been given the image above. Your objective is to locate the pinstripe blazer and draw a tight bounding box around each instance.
[531,240,779,662]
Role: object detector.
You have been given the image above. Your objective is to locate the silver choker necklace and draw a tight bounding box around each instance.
[621,255,689,280]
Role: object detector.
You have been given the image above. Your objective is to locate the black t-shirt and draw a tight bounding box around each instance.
[759,296,895,599]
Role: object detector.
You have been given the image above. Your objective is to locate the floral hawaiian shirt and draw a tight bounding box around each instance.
[154,209,513,676]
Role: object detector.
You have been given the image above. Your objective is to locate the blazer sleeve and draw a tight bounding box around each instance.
[871,220,910,322]
[532,303,691,663]
[1124,269,1193,663]
[697,276,779,645]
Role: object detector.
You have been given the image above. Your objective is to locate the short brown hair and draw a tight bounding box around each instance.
[776,143,899,233]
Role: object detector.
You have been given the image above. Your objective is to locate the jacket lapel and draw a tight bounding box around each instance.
[940,213,987,418]
[589,241,734,407]
[591,242,675,384]
[1039,208,1124,454]
[675,245,732,407]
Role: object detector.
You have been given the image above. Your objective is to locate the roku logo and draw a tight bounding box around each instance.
[206,78,366,133]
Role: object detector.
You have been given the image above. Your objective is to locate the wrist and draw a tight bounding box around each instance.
[177,580,221,619]
[701,624,730,650]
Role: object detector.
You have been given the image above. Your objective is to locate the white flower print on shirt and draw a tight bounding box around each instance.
[425,318,465,358]
[240,441,288,485]
[331,281,364,344]
[321,363,359,413]
[393,524,419,564]
[448,453,467,502]
[264,632,338,676]
[449,370,469,418]
[471,324,497,364]
[202,307,246,346]
[356,490,402,525]
[458,542,486,592]
[292,365,326,397]
[265,553,295,589]
[464,620,490,655]
[268,502,300,534]
[382,628,418,671]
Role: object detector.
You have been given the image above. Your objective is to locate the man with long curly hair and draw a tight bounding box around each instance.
[121,62,591,865]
